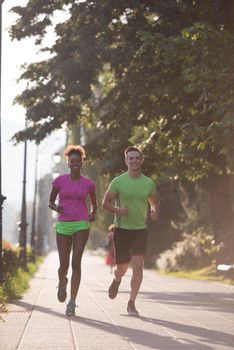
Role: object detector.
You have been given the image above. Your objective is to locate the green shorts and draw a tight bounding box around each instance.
[55,221,90,236]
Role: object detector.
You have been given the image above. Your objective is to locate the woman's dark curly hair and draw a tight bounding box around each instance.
[64,145,86,159]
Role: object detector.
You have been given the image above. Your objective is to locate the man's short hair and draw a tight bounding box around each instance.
[124,146,142,158]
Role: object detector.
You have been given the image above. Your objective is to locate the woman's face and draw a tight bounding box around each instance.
[68,153,82,173]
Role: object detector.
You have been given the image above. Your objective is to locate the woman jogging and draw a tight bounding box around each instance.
[48,144,97,316]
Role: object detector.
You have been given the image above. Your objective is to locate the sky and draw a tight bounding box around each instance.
[2,1,66,241]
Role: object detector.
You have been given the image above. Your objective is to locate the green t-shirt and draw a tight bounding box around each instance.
[108,172,156,229]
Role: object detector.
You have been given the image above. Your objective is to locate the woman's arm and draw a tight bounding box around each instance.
[48,186,63,213]
[88,191,97,221]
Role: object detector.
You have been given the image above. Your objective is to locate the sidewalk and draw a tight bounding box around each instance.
[0,251,234,350]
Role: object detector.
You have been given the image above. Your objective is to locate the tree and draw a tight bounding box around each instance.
[10,0,234,255]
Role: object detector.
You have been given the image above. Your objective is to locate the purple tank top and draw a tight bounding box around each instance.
[53,174,96,221]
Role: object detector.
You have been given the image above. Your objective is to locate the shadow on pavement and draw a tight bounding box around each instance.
[73,315,210,350]
[9,299,234,349]
[138,290,234,314]
[134,315,234,349]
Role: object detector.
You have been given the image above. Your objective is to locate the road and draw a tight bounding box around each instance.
[0,251,234,349]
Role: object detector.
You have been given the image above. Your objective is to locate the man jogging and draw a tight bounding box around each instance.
[102,146,159,315]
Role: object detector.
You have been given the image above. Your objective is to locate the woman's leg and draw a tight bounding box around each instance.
[56,233,72,285]
[70,230,89,302]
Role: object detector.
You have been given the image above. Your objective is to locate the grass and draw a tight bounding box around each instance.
[0,256,44,313]
[158,264,234,285]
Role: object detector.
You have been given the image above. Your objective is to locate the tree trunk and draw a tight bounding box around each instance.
[207,153,233,250]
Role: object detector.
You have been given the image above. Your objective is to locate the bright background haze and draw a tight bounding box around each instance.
[2,0,66,242]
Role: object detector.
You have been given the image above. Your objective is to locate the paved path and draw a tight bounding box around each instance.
[0,251,234,350]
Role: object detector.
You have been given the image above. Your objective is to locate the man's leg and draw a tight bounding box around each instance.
[114,263,128,282]
[108,228,131,299]
[108,263,128,299]
[127,228,148,314]
[127,255,144,315]
[129,255,144,301]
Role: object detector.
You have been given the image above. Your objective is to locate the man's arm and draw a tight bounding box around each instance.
[102,190,128,216]
[148,193,160,221]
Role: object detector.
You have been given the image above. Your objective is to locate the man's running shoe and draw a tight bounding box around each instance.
[108,279,121,299]
[66,300,76,316]
[57,277,68,303]
[127,300,139,316]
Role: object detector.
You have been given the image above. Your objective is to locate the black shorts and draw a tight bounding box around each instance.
[113,227,148,264]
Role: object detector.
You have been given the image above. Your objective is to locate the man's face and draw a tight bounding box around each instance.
[125,151,143,171]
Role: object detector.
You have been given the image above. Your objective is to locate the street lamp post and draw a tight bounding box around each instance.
[0,0,6,282]
[53,153,61,179]
[30,145,38,262]
[19,122,28,270]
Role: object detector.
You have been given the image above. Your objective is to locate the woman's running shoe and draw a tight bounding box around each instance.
[66,300,76,316]
[57,277,68,302]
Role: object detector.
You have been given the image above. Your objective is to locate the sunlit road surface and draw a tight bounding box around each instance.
[1,251,234,350]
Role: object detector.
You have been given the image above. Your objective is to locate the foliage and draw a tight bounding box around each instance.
[0,262,39,307]
[8,1,234,179]
[156,227,220,271]
[159,265,234,285]
[2,240,20,274]
[8,1,234,254]
[0,241,42,308]
[145,179,182,267]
